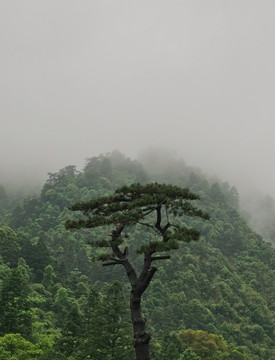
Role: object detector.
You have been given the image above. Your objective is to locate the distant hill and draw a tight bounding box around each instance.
[0,150,274,360]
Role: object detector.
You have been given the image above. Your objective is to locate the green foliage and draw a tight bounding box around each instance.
[0,333,42,359]
[179,348,202,360]
[42,265,56,292]
[0,226,20,267]
[20,235,51,282]
[0,152,274,360]
[66,182,209,266]
[178,329,228,360]
[0,260,33,339]
[137,238,179,253]
[77,281,134,360]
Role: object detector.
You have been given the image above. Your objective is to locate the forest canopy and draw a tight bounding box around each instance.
[0,151,274,360]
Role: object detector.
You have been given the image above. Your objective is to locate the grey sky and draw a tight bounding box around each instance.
[1,1,275,196]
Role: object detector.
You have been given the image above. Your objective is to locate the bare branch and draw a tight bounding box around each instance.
[155,206,162,231]
[138,252,153,283]
[140,267,157,295]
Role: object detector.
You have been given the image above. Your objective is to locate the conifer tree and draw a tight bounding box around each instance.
[66,183,209,360]
[78,281,133,360]
[0,259,33,339]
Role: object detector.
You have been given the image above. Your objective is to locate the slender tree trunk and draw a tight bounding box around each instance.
[112,239,155,360]
[130,289,151,360]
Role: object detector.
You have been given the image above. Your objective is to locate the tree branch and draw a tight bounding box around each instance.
[140,267,157,295]
[123,260,138,287]
[155,206,162,230]
[143,199,166,216]
[162,222,170,242]
[151,255,171,261]
[103,261,123,266]
[138,252,153,283]
[137,221,160,235]
[110,224,138,286]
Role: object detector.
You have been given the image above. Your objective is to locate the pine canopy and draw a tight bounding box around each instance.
[65,183,209,255]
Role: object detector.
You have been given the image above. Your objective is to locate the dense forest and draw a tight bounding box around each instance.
[0,150,274,359]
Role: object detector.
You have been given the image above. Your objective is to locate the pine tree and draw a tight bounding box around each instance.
[66,183,209,360]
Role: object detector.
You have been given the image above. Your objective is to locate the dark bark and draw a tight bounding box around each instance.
[130,289,151,360]
[109,225,161,359]
[127,253,157,360]
[155,205,170,242]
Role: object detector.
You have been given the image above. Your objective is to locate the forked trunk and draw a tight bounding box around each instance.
[130,290,151,360]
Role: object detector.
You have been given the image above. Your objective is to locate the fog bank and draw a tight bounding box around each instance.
[1,1,275,198]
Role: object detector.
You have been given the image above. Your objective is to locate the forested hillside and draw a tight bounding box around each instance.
[0,151,274,360]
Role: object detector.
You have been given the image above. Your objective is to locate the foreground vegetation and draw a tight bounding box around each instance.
[0,151,274,359]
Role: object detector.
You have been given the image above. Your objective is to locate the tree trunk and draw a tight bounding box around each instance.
[130,290,151,360]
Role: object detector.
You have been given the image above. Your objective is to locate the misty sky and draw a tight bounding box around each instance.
[1,1,275,196]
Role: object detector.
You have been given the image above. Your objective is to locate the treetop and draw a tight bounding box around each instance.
[65,183,209,237]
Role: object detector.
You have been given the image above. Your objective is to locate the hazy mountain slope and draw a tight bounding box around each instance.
[0,151,274,360]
